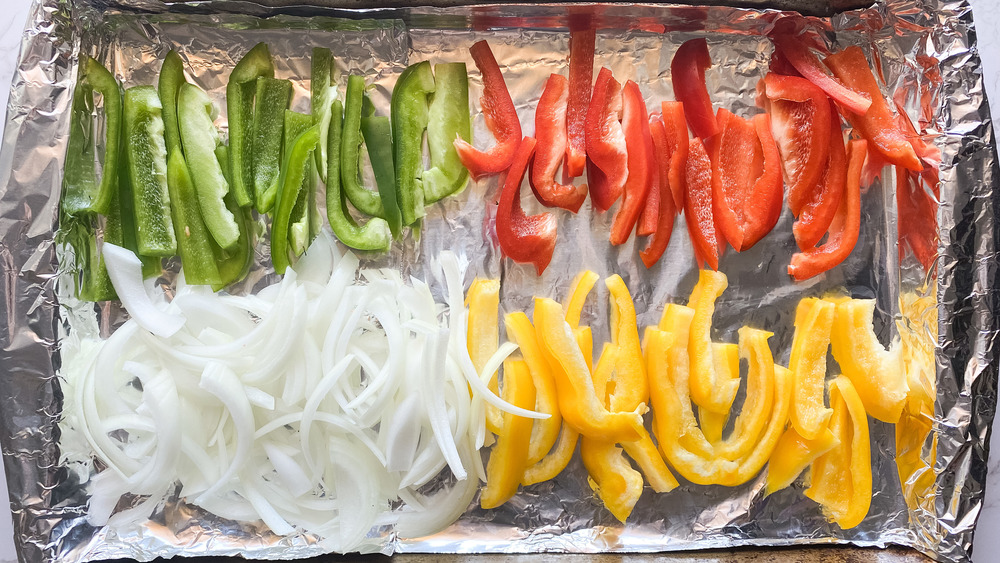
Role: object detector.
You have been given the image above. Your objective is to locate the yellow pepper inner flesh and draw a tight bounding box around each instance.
[504,311,561,466]
[481,358,536,509]
[715,328,775,461]
[687,269,740,415]
[765,426,839,496]
[788,298,835,440]
[580,438,644,523]
[467,278,503,435]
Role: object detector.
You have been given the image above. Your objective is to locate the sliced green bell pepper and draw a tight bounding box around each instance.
[116,140,163,280]
[227,43,274,208]
[312,47,337,184]
[424,62,471,203]
[360,110,401,238]
[62,55,122,217]
[252,77,292,212]
[123,85,176,257]
[391,61,435,226]
[213,144,254,289]
[283,111,316,256]
[158,50,185,157]
[272,117,320,274]
[177,82,240,250]
[326,100,391,252]
[341,74,385,218]
[167,147,223,287]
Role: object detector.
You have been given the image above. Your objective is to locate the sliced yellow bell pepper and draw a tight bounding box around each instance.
[621,428,679,493]
[522,424,579,486]
[804,375,872,529]
[534,297,645,443]
[788,298,835,440]
[467,278,503,435]
[580,438,643,523]
[604,274,649,411]
[765,426,838,496]
[564,270,598,371]
[717,364,791,487]
[481,358,536,509]
[687,269,740,415]
[698,343,738,445]
[658,304,714,458]
[830,299,907,423]
[896,291,937,512]
[715,328,775,461]
[504,311,561,466]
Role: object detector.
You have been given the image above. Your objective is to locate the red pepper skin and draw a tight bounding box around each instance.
[639,115,677,268]
[566,28,595,179]
[763,72,831,216]
[585,67,627,211]
[824,47,922,171]
[671,38,719,140]
[771,34,872,116]
[637,154,660,237]
[530,73,587,212]
[684,138,720,270]
[497,136,557,275]
[788,139,866,281]
[860,142,888,187]
[454,40,522,180]
[609,80,653,245]
[894,100,940,198]
[896,166,938,271]
[743,114,784,249]
[793,101,846,250]
[661,101,690,212]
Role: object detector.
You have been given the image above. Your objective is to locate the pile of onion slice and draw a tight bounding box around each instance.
[60,233,544,552]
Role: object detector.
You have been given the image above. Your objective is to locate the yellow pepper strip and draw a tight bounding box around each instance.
[715,328,775,461]
[658,304,715,458]
[504,312,562,467]
[467,278,503,435]
[789,298,835,440]
[575,327,594,373]
[534,297,645,443]
[604,275,649,411]
[622,428,679,493]
[804,375,872,529]
[592,342,617,407]
[896,292,937,512]
[564,270,599,329]
[765,426,838,496]
[522,424,579,486]
[580,438,644,523]
[647,329,737,485]
[830,298,908,423]
[687,269,740,414]
[718,364,792,487]
[481,358,536,509]
[698,343,739,444]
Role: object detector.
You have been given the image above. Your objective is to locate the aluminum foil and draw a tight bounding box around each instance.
[0,0,995,562]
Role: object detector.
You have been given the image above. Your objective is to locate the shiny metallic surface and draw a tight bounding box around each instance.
[0,1,994,562]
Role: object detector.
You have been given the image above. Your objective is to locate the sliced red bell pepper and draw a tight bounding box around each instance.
[566,27,595,179]
[769,45,802,78]
[793,101,847,250]
[671,38,718,140]
[454,40,522,180]
[824,46,922,171]
[585,67,627,211]
[639,115,677,268]
[530,73,587,212]
[609,80,653,245]
[496,136,557,275]
[894,100,940,198]
[684,138,720,270]
[788,139,866,281]
[763,72,831,216]
[710,109,783,252]
[637,161,660,238]
[896,166,938,271]
[770,34,871,116]
[661,101,690,211]
[860,142,889,188]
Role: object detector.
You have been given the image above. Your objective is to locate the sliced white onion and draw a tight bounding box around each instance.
[102,243,185,338]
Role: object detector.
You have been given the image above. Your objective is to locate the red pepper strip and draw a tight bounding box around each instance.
[565,28,595,179]
[769,45,802,78]
[788,139,866,280]
[585,67,627,211]
[671,38,718,139]
[896,166,938,271]
[743,114,784,249]
[824,46,922,171]
[684,138,720,270]
[763,72,832,216]
[894,100,940,198]
[639,116,677,267]
[530,73,587,212]
[454,40,522,180]
[860,144,888,188]
[637,168,660,238]
[661,101,690,212]
[771,34,871,116]
[610,80,654,245]
[496,137,557,275]
[793,101,847,250]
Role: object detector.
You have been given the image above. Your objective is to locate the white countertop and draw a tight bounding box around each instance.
[1,1,999,562]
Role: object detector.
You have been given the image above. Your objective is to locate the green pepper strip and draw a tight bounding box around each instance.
[282,111,316,256]
[272,122,320,274]
[212,144,252,288]
[158,50,185,157]
[252,77,292,212]
[361,110,401,238]
[424,62,471,203]
[341,75,385,218]
[117,141,162,280]
[166,147,223,286]
[227,43,274,208]
[62,55,122,217]
[391,61,435,226]
[178,82,240,250]
[326,100,392,251]
[312,47,336,183]
[123,85,176,257]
